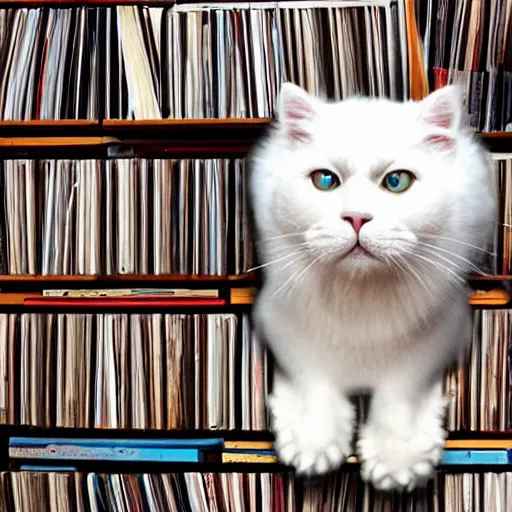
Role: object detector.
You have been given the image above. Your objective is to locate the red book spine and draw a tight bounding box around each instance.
[433,68,448,89]
[24,298,226,307]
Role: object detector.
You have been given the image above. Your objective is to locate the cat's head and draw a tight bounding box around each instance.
[250,83,497,283]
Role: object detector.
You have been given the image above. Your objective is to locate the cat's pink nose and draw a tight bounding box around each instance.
[342,214,373,234]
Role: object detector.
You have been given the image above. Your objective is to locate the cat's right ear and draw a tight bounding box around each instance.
[277,83,319,144]
[418,85,463,151]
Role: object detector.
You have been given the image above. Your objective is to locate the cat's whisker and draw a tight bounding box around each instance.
[257,232,306,243]
[417,256,465,288]
[260,245,312,266]
[414,241,491,276]
[413,258,463,288]
[411,258,453,298]
[401,243,472,276]
[417,261,465,294]
[400,250,466,285]
[263,242,310,254]
[409,251,460,278]
[287,253,324,298]
[392,254,436,301]
[419,245,487,277]
[384,253,403,274]
[270,257,307,299]
[417,233,495,255]
[246,250,308,273]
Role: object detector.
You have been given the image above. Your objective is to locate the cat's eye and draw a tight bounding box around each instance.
[310,170,340,191]
[382,170,415,193]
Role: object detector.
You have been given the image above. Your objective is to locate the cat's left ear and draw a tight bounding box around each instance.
[277,82,320,144]
[418,85,463,150]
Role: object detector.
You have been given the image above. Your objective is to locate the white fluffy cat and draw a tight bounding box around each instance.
[248,83,497,491]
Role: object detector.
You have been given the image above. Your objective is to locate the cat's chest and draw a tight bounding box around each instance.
[284,296,421,386]
[293,287,412,344]
[260,269,467,390]
[262,285,411,362]
[268,297,400,388]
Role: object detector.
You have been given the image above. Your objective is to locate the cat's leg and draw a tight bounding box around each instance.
[358,297,471,491]
[269,371,355,475]
[357,377,447,491]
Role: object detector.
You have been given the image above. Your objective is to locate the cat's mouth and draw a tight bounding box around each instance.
[345,241,375,258]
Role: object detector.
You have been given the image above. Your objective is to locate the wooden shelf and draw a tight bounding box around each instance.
[0,118,270,155]
[100,119,269,150]
[0,120,99,127]
[0,136,118,147]
[0,118,506,157]
[0,116,505,132]
[0,120,103,139]
[469,275,512,280]
[102,118,270,129]
[0,118,269,132]
[0,0,274,6]
[0,117,504,140]
[0,293,39,305]
[0,0,175,5]
[0,273,253,283]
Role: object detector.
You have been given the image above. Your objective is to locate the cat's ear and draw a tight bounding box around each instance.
[277,82,320,144]
[418,85,463,151]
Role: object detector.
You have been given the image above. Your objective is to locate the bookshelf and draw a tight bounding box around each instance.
[0,117,509,137]
[0,0,511,509]
[0,274,253,282]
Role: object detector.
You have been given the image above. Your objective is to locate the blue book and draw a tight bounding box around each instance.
[442,449,512,465]
[20,466,78,472]
[10,437,224,463]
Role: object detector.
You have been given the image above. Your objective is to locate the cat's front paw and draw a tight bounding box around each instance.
[269,380,354,476]
[357,421,445,491]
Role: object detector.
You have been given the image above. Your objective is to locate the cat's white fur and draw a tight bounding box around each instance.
[248,83,497,491]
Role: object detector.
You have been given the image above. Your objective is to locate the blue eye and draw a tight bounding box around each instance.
[310,170,340,191]
[383,170,414,193]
